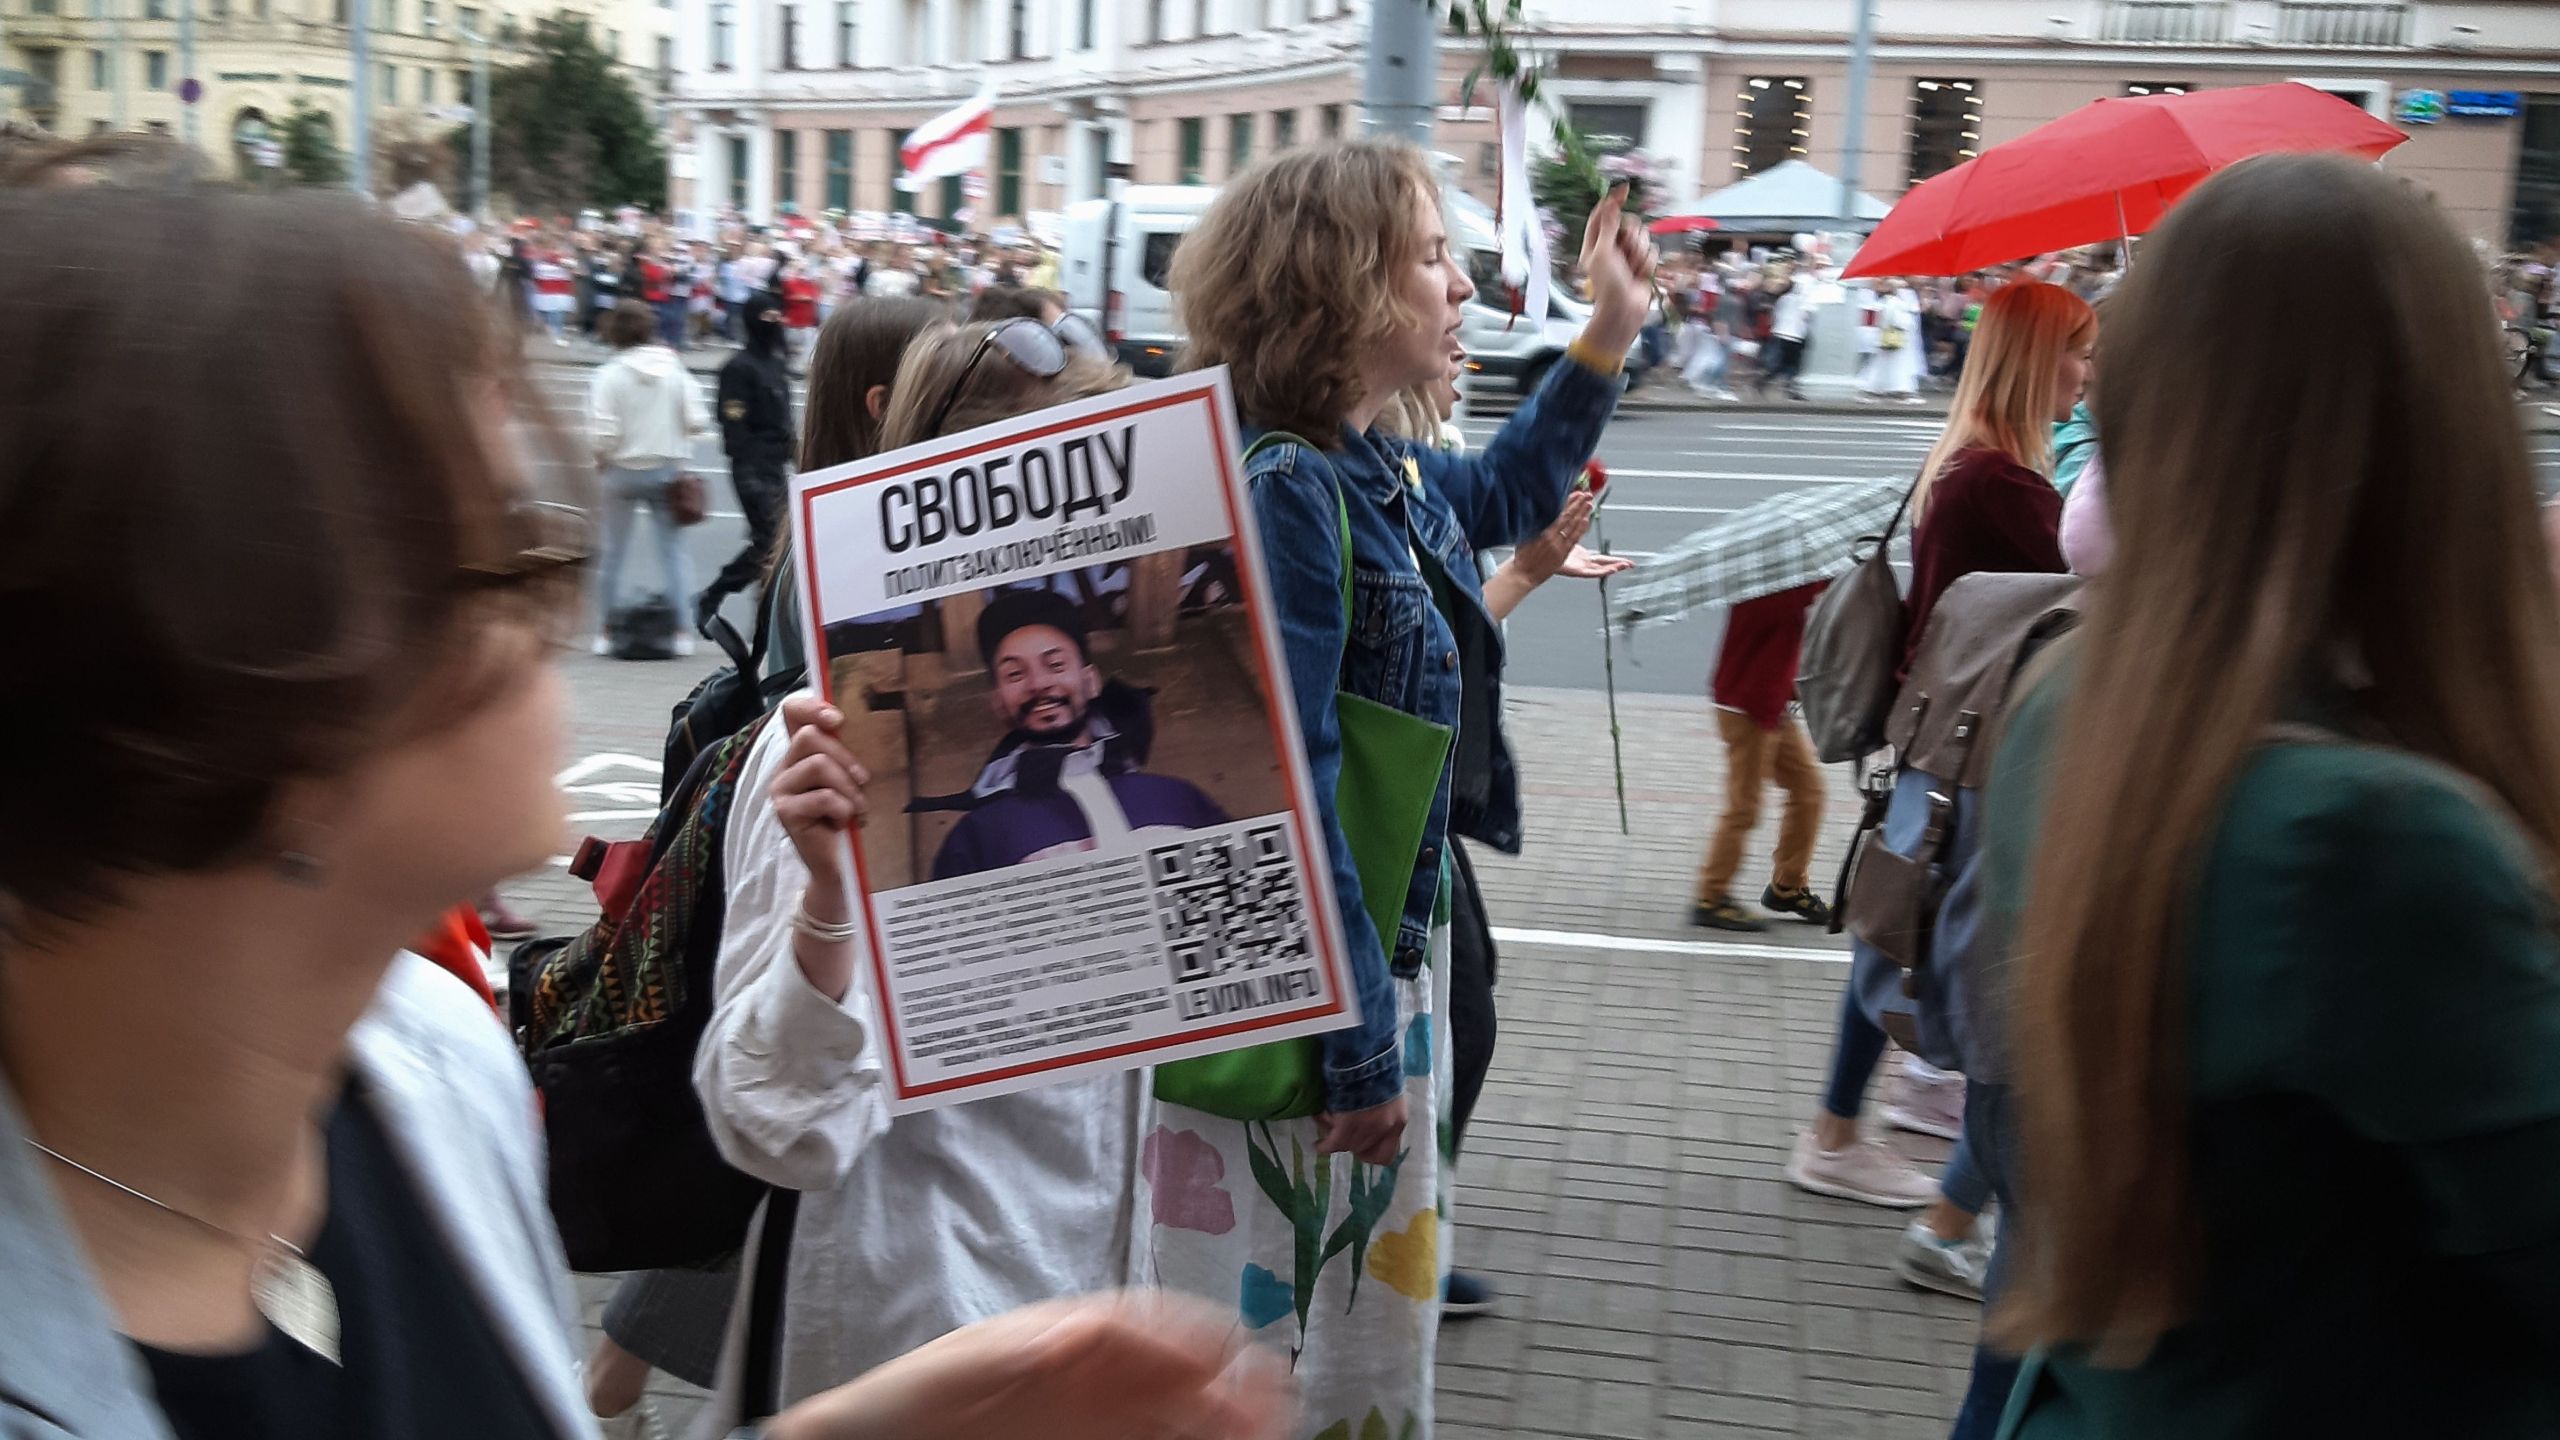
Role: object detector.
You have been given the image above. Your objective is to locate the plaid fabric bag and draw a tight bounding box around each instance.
[510,714,774,1273]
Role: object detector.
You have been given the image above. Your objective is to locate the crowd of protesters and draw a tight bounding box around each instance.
[5,120,2560,1440]
[1656,249,2119,403]
[472,213,1062,364]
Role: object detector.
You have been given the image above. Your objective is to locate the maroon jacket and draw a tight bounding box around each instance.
[1713,581,1827,730]
[1902,447,2065,676]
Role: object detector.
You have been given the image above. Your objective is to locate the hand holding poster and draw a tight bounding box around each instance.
[790,369,1357,1113]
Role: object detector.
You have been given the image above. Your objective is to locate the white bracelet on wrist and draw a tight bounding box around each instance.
[791,901,859,944]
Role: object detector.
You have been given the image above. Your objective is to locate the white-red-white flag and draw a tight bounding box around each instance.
[897,84,996,192]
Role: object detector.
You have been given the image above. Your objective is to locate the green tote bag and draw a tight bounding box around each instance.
[1151,435,1453,1121]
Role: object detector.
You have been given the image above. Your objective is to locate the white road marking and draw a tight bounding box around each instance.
[1490,924,1848,963]
[557,753,662,784]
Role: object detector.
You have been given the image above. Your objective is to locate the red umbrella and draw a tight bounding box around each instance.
[1648,214,1721,236]
[1843,83,2406,278]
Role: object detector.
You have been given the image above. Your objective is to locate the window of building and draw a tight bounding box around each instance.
[654,34,671,80]
[496,13,515,42]
[904,0,925,62]
[1178,116,1203,183]
[2123,80,2194,96]
[603,27,619,58]
[996,125,1021,215]
[23,47,59,94]
[1008,0,1028,56]
[1077,0,1094,48]
[1733,75,1809,176]
[779,5,798,68]
[380,61,396,101]
[1907,78,1981,182]
[458,4,479,36]
[28,0,57,16]
[333,0,348,24]
[825,128,852,210]
[1476,141,1496,178]
[454,65,470,100]
[418,67,433,102]
[1192,0,1208,34]
[1322,102,1342,138]
[145,0,169,19]
[776,129,798,211]
[2098,1,2226,42]
[1147,0,1164,42]
[835,0,856,63]
[1566,100,1647,152]
[144,49,168,88]
[2514,94,2560,249]
[950,0,976,63]
[1226,113,1250,175]
[726,133,748,209]
[420,0,435,30]
[88,48,106,89]
[1271,108,1294,149]
[709,0,733,68]
[940,172,962,217]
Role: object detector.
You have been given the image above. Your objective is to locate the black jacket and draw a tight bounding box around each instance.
[717,295,795,469]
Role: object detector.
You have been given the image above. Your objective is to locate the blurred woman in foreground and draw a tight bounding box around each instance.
[0,148,1281,1440]
[1983,153,2560,1434]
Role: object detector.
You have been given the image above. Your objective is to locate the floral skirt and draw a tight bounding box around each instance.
[1139,928,1454,1440]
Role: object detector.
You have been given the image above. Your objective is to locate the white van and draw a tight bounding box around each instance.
[1449,190,1652,397]
[1060,185,1220,378]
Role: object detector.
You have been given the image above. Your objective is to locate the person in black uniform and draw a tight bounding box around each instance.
[697,288,796,637]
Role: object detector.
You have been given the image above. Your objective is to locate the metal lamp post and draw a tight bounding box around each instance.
[429,10,491,222]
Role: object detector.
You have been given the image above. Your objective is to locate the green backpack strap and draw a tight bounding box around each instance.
[1241,430,1354,627]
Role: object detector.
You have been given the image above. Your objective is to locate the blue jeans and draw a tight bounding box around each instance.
[597,462,694,632]
[1818,982,1990,1218]
[1949,1079,2024,1439]
[654,298,689,350]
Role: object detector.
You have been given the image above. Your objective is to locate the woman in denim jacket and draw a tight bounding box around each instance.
[1153,139,1655,1439]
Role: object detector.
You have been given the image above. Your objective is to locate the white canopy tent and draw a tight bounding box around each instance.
[1660,159,1894,235]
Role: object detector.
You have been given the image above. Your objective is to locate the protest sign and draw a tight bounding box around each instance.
[791,368,1357,1113]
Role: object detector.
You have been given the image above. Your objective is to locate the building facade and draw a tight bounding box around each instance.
[668,0,2560,247]
[0,0,670,187]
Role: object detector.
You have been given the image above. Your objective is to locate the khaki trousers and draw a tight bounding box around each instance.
[1695,709,1825,902]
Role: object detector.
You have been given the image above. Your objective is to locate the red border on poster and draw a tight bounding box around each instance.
[795,379,1354,1104]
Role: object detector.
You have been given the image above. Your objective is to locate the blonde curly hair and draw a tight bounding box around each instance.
[1170,139,1439,439]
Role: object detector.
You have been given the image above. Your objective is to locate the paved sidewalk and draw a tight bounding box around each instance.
[529,654,1977,1438]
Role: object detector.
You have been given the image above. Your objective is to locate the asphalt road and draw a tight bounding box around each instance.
[529,358,2560,695]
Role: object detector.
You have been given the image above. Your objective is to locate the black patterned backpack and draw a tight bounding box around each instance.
[508,713,775,1274]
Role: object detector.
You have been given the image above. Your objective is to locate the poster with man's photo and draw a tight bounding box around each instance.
[790,369,1358,1113]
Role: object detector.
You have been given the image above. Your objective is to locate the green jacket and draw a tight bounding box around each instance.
[1986,668,2560,1439]
[2051,401,2098,498]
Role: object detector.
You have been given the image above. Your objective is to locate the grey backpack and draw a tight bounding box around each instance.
[1796,482,1915,763]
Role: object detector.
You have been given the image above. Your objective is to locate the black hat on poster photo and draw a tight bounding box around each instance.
[976,586,1092,666]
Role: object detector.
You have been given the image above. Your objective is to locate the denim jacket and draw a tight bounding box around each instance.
[1244,356,1617,1111]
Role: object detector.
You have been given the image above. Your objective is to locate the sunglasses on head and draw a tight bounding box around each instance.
[922,317,1077,439]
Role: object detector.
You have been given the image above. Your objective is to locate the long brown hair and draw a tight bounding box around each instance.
[1170,139,1440,438]
[2002,154,2560,1353]
[800,295,950,470]
[1915,281,2093,513]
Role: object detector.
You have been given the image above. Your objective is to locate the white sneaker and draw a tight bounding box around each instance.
[1895,1218,1994,1301]
[1883,1062,1966,1142]
[590,635,612,656]
[593,1400,670,1440]
[1785,1128,1937,1208]
[672,634,696,658]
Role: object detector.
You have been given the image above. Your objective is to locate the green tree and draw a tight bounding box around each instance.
[462,15,664,214]
[279,98,346,186]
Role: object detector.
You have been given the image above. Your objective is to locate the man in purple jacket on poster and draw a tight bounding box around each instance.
[919,587,1229,880]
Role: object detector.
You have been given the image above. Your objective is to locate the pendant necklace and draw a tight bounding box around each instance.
[24,1137,340,1365]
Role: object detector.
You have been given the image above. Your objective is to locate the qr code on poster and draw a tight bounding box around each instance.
[1148,824,1313,985]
